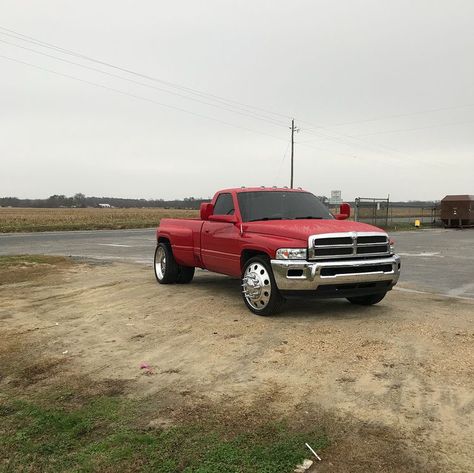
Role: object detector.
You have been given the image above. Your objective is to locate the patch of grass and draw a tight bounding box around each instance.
[0,255,71,267]
[0,332,328,472]
[0,392,327,473]
[0,208,198,233]
[379,223,433,232]
[0,255,75,285]
[377,223,416,232]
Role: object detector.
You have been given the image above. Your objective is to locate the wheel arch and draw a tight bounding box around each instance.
[158,236,171,245]
[240,249,271,270]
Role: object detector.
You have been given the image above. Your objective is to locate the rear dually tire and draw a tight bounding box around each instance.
[154,243,179,284]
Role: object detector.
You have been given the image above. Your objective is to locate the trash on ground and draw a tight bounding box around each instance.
[294,458,313,472]
[140,362,155,375]
[305,442,322,461]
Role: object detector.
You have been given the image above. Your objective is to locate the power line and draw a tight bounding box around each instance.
[1,53,448,173]
[6,24,473,134]
[303,102,474,130]
[0,54,289,142]
[0,27,406,161]
[0,25,291,122]
[348,119,474,137]
[273,142,291,184]
[297,125,419,164]
[0,37,289,128]
[0,51,363,162]
[0,25,457,166]
[0,25,458,170]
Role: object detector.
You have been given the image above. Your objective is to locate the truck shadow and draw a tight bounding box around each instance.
[278,298,392,320]
[193,272,391,320]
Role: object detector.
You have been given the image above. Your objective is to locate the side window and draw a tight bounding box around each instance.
[213,193,234,215]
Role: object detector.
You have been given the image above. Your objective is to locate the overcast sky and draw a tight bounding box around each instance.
[1,0,473,201]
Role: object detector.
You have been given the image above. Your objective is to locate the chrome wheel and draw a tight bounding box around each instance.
[242,262,272,310]
[155,246,166,280]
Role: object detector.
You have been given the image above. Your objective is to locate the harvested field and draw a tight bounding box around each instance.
[0,207,198,232]
[0,206,432,234]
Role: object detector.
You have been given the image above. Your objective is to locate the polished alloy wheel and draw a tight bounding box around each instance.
[155,246,166,280]
[242,262,272,310]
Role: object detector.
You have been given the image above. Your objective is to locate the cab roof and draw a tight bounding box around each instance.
[217,187,308,194]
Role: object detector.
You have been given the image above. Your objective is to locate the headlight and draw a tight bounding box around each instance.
[276,248,307,260]
[389,238,395,254]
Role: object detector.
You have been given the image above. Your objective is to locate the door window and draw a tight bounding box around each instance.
[213,193,234,215]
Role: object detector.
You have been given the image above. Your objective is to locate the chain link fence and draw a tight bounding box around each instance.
[353,197,440,226]
[328,198,440,227]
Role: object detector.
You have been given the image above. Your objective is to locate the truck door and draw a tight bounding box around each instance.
[201,193,241,276]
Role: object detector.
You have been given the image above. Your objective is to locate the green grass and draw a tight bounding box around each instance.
[0,391,327,473]
[0,255,75,285]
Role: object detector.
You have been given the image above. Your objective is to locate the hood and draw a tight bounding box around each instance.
[243,219,385,241]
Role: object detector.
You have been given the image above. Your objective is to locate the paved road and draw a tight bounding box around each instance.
[1,228,473,299]
[391,228,474,299]
[0,228,155,265]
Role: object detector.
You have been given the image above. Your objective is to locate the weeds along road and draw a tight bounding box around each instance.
[1,227,473,299]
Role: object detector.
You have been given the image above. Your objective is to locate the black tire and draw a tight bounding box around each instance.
[154,243,179,284]
[347,292,387,306]
[241,256,284,316]
[177,266,195,284]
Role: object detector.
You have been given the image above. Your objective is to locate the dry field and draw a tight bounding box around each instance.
[328,206,438,218]
[360,207,438,218]
[0,207,198,232]
[1,206,435,234]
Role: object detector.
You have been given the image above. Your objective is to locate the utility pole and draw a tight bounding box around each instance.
[290,119,299,189]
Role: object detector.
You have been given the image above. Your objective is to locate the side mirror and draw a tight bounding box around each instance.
[335,202,351,220]
[200,202,214,220]
[208,214,238,223]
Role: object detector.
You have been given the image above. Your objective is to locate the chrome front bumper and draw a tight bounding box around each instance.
[271,255,401,291]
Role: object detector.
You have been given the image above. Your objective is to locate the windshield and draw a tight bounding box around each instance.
[237,191,333,222]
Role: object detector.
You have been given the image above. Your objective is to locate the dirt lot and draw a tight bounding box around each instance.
[1,259,473,472]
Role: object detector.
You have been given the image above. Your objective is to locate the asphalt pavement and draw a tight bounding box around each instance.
[1,227,473,299]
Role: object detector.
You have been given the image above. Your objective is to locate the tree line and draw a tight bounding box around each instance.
[0,193,439,210]
[0,193,207,209]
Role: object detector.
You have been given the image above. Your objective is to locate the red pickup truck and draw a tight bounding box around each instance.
[154,187,400,315]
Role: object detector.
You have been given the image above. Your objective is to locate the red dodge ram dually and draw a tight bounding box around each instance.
[154,187,401,315]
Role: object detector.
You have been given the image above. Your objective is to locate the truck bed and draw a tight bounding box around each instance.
[157,218,205,268]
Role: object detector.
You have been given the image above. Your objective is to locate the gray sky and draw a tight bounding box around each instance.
[1,0,473,201]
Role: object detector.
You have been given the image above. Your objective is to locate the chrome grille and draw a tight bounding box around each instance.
[308,232,390,260]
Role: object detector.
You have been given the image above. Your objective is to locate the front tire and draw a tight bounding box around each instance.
[347,292,387,306]
[241,256,283,316]
[154,243,179,284]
